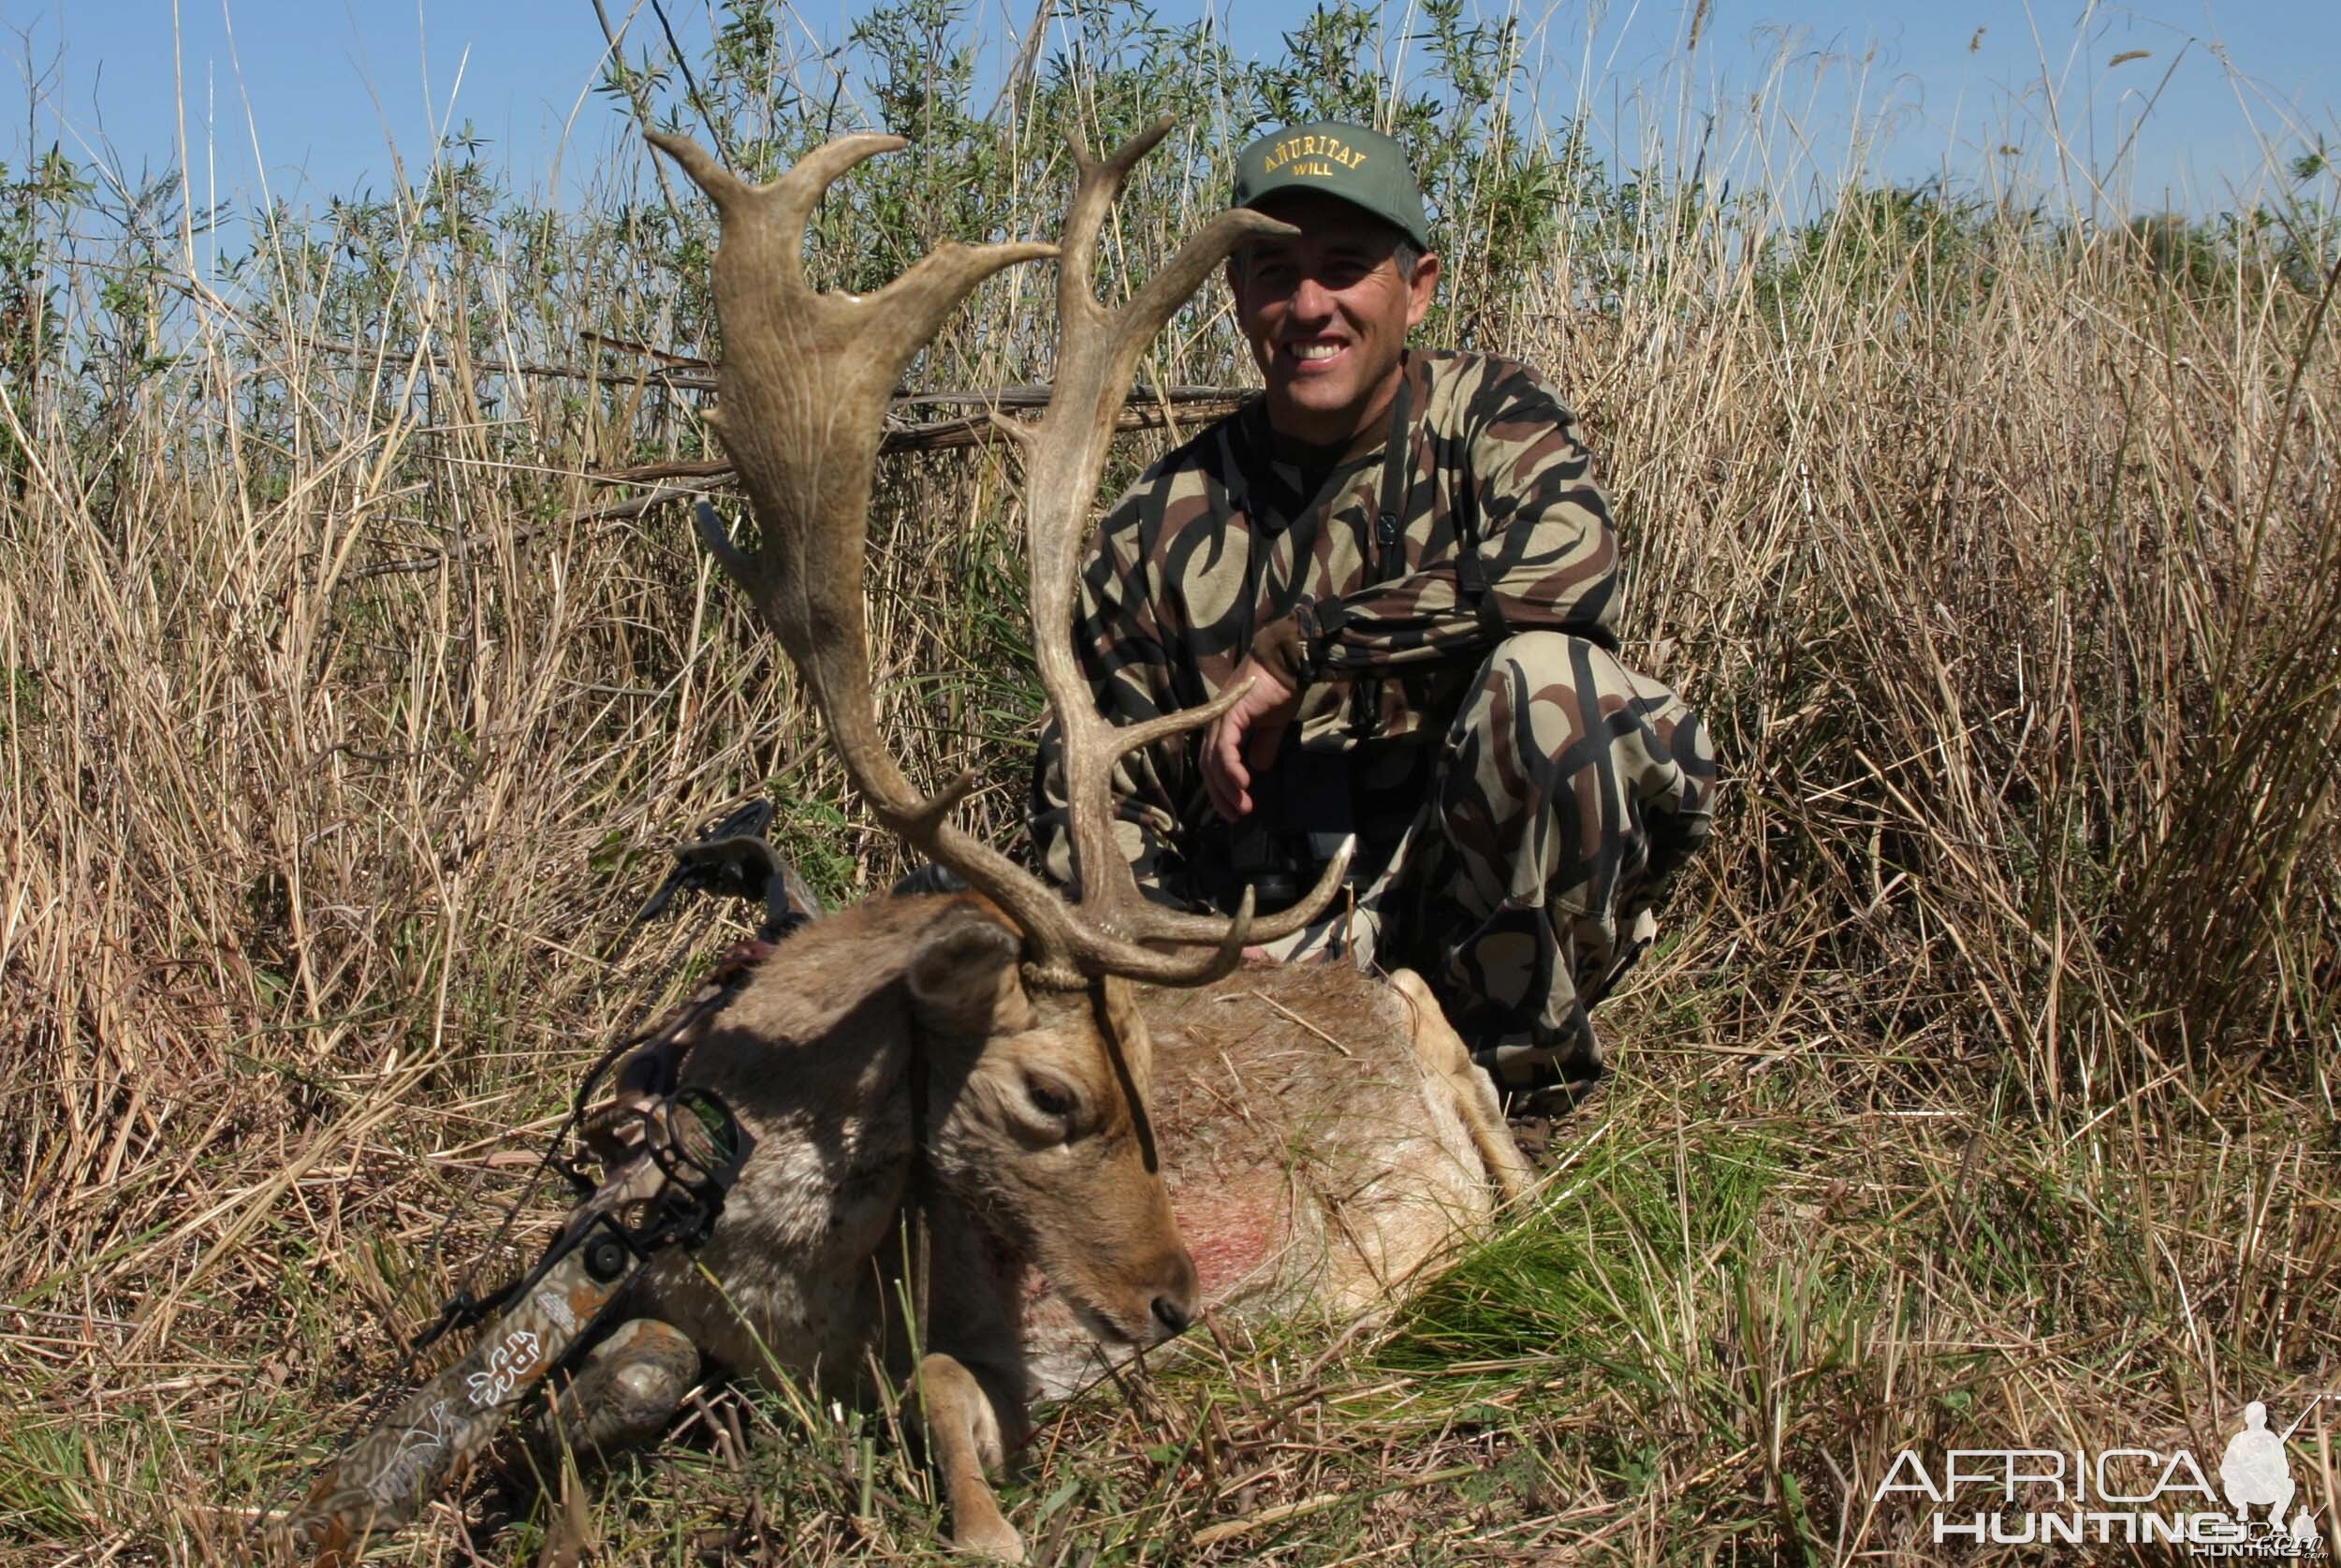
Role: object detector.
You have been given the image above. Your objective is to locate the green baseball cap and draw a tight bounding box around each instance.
[1231,122,1431,252]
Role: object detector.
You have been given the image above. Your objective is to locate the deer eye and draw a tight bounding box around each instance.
[1025,1077,1076,1120]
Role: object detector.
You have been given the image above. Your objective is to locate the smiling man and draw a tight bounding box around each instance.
[1032,122,1717,1102]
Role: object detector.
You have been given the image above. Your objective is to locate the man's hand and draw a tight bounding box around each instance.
[1203,656,1299,821]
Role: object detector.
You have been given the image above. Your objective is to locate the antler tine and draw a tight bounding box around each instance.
[1018,121,1337,981]
[647,128,754,214]
[1079,694,1353,944]
[1050,119,1176,330]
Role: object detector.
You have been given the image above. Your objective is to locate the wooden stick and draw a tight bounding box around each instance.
[350,397,1249,581]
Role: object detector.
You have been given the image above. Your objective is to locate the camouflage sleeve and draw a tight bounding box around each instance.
[1306,359,1621,676]
[1028,492,1191,892]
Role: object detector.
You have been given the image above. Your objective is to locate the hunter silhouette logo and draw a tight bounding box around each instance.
[1875,1395,2329,1555]
[2221,1401,2324,1550]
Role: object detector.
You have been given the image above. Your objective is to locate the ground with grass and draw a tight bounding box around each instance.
[2,3,2337,1562]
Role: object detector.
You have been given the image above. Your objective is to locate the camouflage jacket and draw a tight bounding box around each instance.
[1032,348,1621,890]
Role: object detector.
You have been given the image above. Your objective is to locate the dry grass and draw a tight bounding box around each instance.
[1,9,2337,1563]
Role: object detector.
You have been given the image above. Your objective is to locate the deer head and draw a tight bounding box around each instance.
[647,120,1351,1346]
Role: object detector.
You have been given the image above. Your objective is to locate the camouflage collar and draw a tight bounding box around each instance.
[1233,350,1424,520]
[1236,353,1413,475]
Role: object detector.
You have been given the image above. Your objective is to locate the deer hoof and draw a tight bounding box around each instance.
[949,1510,1026,1561]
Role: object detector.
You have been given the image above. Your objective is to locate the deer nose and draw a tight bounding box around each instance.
[1151,1295,1192,1336]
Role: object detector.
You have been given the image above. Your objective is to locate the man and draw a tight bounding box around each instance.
[1032,122,1716,1101]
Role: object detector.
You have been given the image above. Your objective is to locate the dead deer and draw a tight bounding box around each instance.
[519,121,1529,1561]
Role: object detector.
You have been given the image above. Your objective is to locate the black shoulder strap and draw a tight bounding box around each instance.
[1368,374,1413,583]
[1345,376,1417,739]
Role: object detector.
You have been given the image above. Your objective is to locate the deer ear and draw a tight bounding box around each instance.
[905,907,1035,1037]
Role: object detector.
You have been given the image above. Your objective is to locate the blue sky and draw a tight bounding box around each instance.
[6,0,2334,224]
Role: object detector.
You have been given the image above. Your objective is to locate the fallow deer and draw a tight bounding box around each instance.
[522,121,1530,1561]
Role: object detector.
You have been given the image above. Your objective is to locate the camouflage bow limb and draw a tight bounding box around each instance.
[272,1096,740,1563]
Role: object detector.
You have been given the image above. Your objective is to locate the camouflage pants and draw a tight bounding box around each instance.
[1250,632,1716,1094]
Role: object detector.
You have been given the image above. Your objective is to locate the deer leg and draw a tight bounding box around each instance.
[1388,969,1534,1204]
[917,1350,1026,1561]
[530,1317,700,1467]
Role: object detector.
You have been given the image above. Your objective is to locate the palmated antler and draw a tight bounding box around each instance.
[650,120,1348,989]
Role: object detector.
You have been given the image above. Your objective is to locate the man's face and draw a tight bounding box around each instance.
[1230,190,1440,447]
